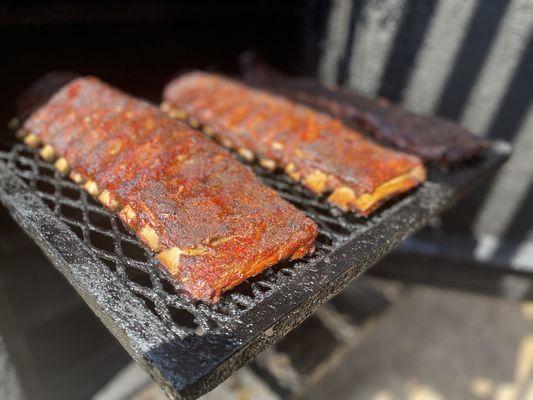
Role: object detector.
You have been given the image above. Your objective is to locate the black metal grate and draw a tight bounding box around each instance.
[0,132,510,399]
[0,137,371,338]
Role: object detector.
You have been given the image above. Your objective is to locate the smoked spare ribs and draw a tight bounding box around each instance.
[21,76,318,302]
[163,72,426,216]
[240,61,487,167]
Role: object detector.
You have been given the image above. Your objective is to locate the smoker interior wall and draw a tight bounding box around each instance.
[0,1,308,122]
[316,0,533,267]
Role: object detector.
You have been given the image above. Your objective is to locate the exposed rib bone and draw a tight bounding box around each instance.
[119,205,137,226]
[157,247,184,275]
[220,138,233,149]
[83,180,100,197]
[328,166,426,214]
[272,141,284,151]
[23,134,40,147]
[98,190,120,211]
[172,109,187,119]
[237,147,254,162]
[69,171,84,184]
[303,170,328,194]
[327,186,355,212]
[157,246,208,277]
[54,157,69,174]
[140,225,159,251]
[188,118,200,128]
[39,145,56,161]
[203,126,215,136]
[285,163,301,180]
[259,158,276,171]
[160,101,172,112]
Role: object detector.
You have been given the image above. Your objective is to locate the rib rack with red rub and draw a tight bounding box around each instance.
[21,76,318,302]
[163,72,426,216]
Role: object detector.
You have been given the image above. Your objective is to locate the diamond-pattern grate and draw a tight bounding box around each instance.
[0,130,510,399]
[0,137,373,338]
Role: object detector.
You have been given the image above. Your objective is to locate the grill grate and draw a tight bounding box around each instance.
[0,137,368,338]
[0,133,510,399]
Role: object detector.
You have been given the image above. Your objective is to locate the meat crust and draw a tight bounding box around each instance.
[22,76,317,303]
[163,72,426,215]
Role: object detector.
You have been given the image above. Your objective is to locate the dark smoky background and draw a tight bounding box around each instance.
[0,1,313,119]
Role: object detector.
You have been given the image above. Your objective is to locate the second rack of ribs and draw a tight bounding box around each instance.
[163,72,426,216]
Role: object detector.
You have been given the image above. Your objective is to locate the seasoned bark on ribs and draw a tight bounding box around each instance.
[21,76,317,302]
[163,72,426,215]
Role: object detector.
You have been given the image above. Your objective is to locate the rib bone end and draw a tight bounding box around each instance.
[220,138,233,149]
[98,190,120,211]
[69,171,84,184]
[303,170,328,194]
[327,186,355,212]
[83,180,100,197]
[237,147,254,162]
[39,145,56,161]
[173,109,187,120]
[203,126,215,136]
[272,141,284,151]
[157,247,183,275]
[285,163,301,181]
[23,134,40,148]
[158,246,208,278]
[259,158,276,171]
[54,158,69,174]
[188,118,200,128]
[119,205,137,226]
[140,225,159,252]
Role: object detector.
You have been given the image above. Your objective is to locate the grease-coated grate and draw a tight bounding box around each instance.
[0,133,510,399]
[0,137,367,337]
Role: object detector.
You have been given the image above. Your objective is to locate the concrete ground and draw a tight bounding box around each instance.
[95,282,533,400]
[299,285,533,400]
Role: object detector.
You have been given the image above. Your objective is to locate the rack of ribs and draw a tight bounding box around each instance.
[240,61,488,167]
[19,76,318,303]
[163,72,426,216]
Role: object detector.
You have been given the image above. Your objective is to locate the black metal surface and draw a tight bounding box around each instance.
[0,132,510,399]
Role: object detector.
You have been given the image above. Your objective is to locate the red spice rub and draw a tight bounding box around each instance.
[23,76,317,302]
[163,72,426,215]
